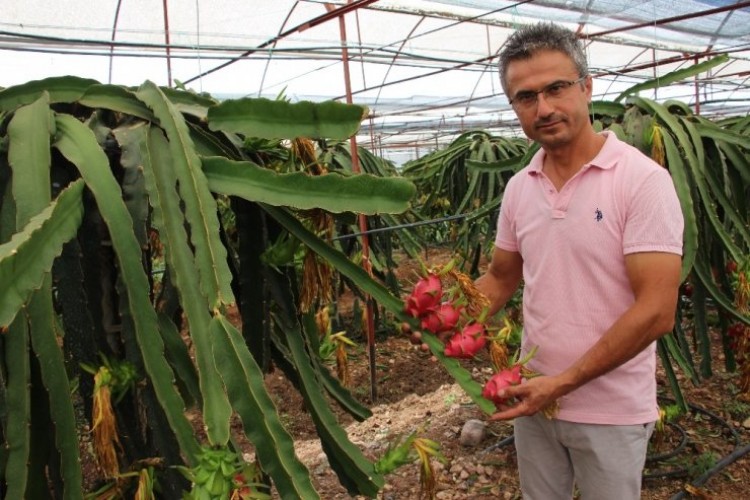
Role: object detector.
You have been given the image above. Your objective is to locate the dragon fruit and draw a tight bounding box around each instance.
[420,302,462,334]
[404,273,443,318]
[443,322,487,358]
[482,365,523,406]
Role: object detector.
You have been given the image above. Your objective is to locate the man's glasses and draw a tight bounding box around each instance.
[509,76,587,109]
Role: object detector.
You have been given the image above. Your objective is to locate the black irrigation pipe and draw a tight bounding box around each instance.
[646,422,689,463]
[643,396,742,481]
[332,213,468,241]
[479,433,514,455]
[670,443,750,500]
[660,396,743,447]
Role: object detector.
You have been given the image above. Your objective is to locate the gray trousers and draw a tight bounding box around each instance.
[514,413,654,500]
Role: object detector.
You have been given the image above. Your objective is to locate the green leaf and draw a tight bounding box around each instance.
[160,87,217,119]
[7,92,83,498]
[693,251,750,326]
[0,181,84,328]
[141,125,232,446]
[28,283,84,498]
[79,84,155,121]
[53,113,201,464]
[0,76,99,112]
[112,123,150,247]
[279,314,384,497]
[8,94,53,226]
[660,131,697,282]
[657,338,688,413]
[157,313,201,407]
[615,55,729,102]
[210,315,321,499]
[136,80,235,309]
[715,141,750,185]
[207,98,367,140]
[630,97,743,263]
[465,157,520,174]
[420,332,496,415]
[3,317,31,499]
[589,100,626,117]
[679,115,750,253]
[300,313,371,421]
[202,156,415,214]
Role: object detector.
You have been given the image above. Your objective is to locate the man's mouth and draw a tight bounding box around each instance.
[535,118,563,130]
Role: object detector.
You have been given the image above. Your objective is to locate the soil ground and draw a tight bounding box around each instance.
[263,247,750,499]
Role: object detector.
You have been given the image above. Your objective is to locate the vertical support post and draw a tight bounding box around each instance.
[162,0,173,87]
[328,2,378,402]
[694,55,701,116]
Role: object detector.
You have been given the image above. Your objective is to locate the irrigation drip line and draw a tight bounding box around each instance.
[670,443,750,500]
[332,213,468,241]
[479,434,514,455]
[646,422,689,463]
[660,396,742,447]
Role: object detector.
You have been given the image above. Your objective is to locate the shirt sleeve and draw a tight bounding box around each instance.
[494,175,520,252]
[623,167,684,256]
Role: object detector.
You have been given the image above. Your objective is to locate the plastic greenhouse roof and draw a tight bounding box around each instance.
[2,0,749,164]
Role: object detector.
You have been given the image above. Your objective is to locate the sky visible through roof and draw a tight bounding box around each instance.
[1,0,749,164]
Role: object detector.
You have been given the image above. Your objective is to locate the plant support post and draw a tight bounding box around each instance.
[330,0,378,402]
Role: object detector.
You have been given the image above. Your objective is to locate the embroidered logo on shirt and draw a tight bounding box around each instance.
[595,208,603,222]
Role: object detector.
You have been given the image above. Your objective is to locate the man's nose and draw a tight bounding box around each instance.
[535,93,555,117]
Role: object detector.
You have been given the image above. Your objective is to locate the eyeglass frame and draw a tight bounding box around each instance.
[508,76,588,109]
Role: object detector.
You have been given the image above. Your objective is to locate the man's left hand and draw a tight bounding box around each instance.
[489,375,561,420]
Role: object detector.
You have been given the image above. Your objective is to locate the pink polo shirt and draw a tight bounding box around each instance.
[495,131,684,425]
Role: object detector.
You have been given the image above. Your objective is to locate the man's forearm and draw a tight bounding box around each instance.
[475,272,519,317]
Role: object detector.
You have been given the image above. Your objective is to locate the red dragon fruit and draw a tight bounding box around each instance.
[443,322,487,358]
[420,302,462,334]
[482,365,523,406]
[404,273,443,318]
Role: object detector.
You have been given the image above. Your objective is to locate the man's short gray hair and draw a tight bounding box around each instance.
[498,23,588,94]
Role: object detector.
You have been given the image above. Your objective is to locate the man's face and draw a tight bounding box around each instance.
[504,49,592,149]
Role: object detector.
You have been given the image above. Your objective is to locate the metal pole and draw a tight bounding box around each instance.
[583,1,750,39]
[694,55,701,115]
[162,0,173,87]
[328,1,379,402]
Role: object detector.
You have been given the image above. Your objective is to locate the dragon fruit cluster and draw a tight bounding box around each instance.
[403,272,487,359]
[403,269,537,410]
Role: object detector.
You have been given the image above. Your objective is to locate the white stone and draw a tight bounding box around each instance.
[459,419,487,447]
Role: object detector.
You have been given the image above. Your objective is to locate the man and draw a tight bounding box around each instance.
[475,23,684,499]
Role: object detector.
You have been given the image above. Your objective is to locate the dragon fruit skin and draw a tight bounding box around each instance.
[404,273,443,318]
[482,365,523,406]
[443,322,487,358]
[420,302,462,334]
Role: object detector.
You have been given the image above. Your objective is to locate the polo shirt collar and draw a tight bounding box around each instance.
[526,131,618,176]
